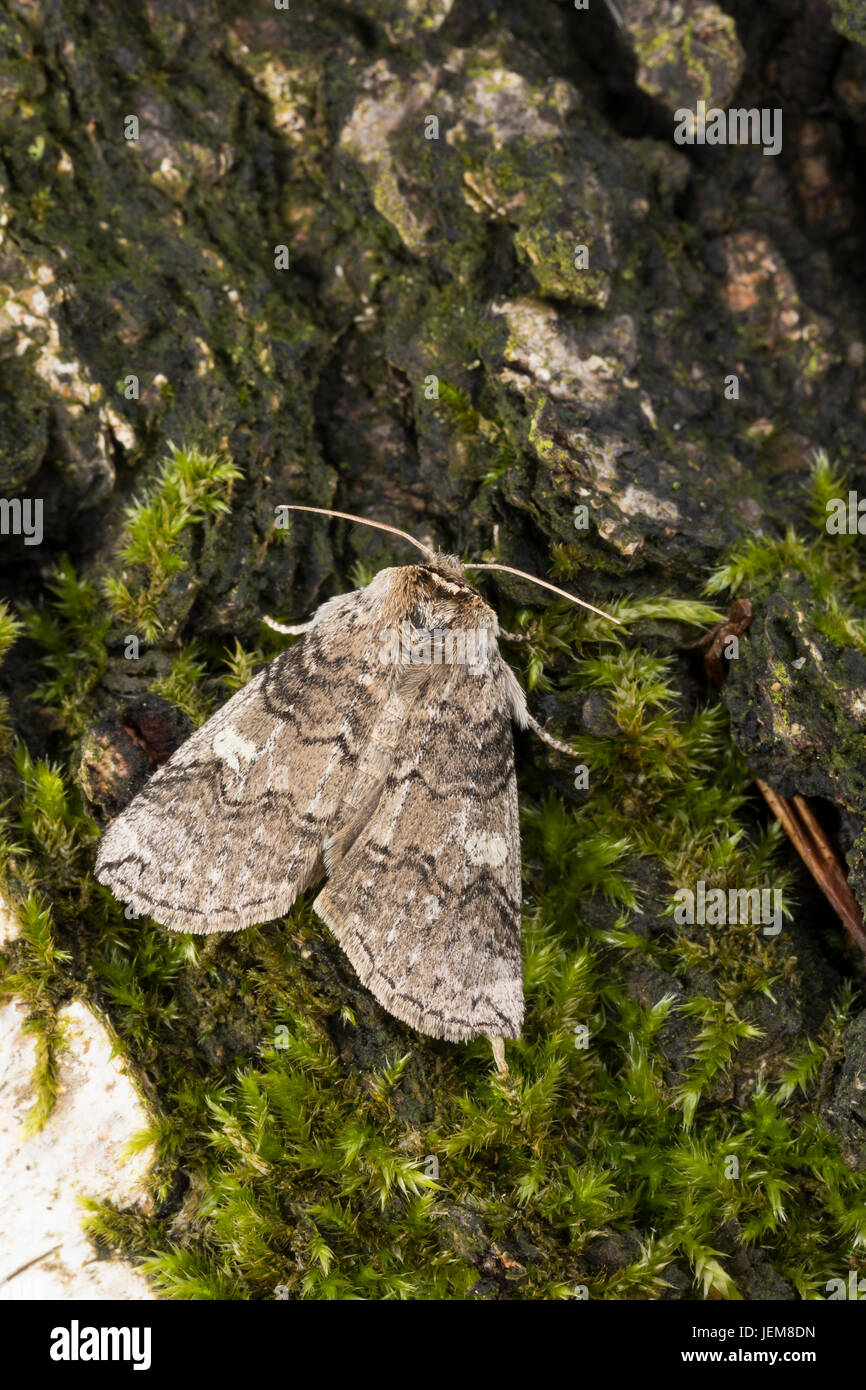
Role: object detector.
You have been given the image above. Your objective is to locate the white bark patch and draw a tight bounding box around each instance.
[212,726,257,774]
[0,999,155,1299]
[466,831,509,868]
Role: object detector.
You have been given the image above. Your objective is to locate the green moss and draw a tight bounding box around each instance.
[102,443,243,644]
[706,454,866,654]
[831,0,866,47]
[22,560,111,738]
[150,643,214,726]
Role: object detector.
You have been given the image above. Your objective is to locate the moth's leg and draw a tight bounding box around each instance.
[262,615,314,636]
[488,1035,509,1078]
[499,618,538,645]
[525,711,576,758]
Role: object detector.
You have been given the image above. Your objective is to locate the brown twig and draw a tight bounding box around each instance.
[755,778,866,956]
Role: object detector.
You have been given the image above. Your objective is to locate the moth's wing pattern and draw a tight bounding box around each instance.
[313,654,524,1042]
[95,580,394,932]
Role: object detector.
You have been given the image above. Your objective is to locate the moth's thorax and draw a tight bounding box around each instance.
[378,559,496,634]
[425,551,465,583]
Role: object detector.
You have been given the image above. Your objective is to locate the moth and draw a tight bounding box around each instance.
[95,507,617,1064]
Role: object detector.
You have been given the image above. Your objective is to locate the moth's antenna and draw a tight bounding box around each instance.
[279,505,435,560]
[467,563,622,625]
[281,505,620,623]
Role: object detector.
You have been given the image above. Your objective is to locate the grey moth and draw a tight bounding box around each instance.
[95,508,614,1051]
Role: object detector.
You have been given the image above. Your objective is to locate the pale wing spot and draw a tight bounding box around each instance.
[272,764,292,792]
[466,831,509,868]
[212,726,257,774]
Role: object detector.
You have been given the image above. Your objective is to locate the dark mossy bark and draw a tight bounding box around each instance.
[1,0,866,1300]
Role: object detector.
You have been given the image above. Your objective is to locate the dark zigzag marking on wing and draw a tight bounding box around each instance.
[98,811,328,910]
[100,806,326,873]
[216,692,376,749]
[125,769,325,822]
[263,625,378,685]
[94,869,290,920]
[140,645,386,850]
[131,709,373,803]
[413,701,510,735]
[346,860,521,919]
[410,707,513,747]
[260,671,380,724]
[381,760,514,801]
[262,658,508,760]
[341,840,520,911]
[111,748,351,894]
[402,712,516,764]
[256,707,372,747]
[99,839,324,918]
